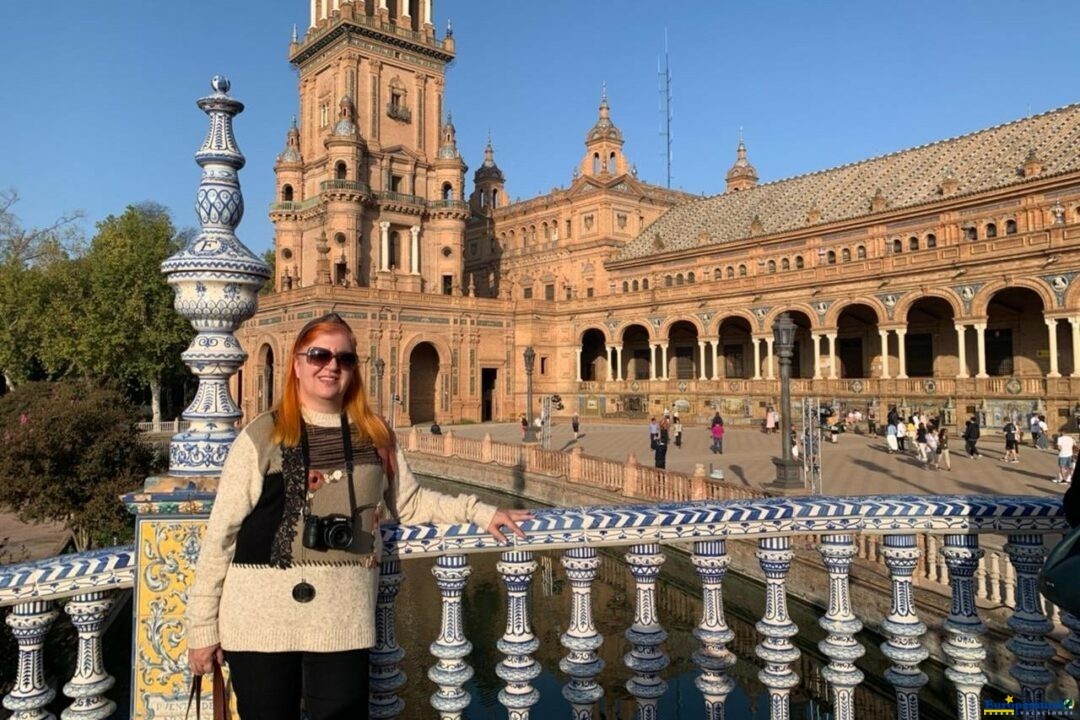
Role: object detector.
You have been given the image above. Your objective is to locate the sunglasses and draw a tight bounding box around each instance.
[297,347,359,370]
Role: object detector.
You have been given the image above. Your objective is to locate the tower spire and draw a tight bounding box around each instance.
[725,131,758,193]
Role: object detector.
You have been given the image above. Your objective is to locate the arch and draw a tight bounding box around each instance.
[781,258,791,271]
[593,153,601,175]
[716,315,755,379]
[891,238,903,253]
[441,182,453,200]
[666,320,702,379]
[767,260,776,273]
[257,342,276,413]
[282,184,294,202]
[709,309,758,336]
[908,236,919,252]
[407,342,440,423]
[964,226,978,241]
[620,323,654,380]
[982,287,1046,376]
[609,151,617,172]
[580,328,609,381]
[578,325,610,345]
[675,273,684,286]
[795,255,804,269]
[891,288,963,321]
[738,264,747,277]
[622,280,629,293]
[985,222,997,239]
[492,188,500,208]
[632,279,639,292]
[687,271,695,284]
[724,267,733,279]
[665,275,673,287]
[856,245,866,260]
[841,248,851,263]
[1005,219,1017,235]
[824,298,886,328]
[762,304,821,332]
[926,233,937,248]
[659,314,706,338]
[903,296,959,378]
[641,278,650,290]
[543,222,550,241]
[833,303,884,379]
[620,320,656,344]
[826,250,837,265]
[335,161,347,180]
[764,310,815,378]
[969,278,1054,318]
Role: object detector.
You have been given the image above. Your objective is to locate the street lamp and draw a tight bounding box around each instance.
[374,358,385,417]
[772,312,803,489]
[523,346,538,443]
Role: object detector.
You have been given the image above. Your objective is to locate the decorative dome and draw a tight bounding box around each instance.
[438,112,460,159]
[474,134,504,182]
[278,117,302,163]
[725,134,758,192]
[333,95,357,136]
[585,88,623,143]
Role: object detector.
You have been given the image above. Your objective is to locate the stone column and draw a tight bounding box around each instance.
[896,328,908,379]
[765,336,775,380]
[955,324,969,378]
[371,560,406,718]
[560,548,604,717]
[879,329,891,379]
[1004,534,1054,706]
[811,333,823,379]
[1071,318,1080,378]
[614,345,624,381]
[698,340,708,380]
[649,343,658,381]
[692,540,736,716]
[660,343,669,380]
[711,340,720,381]
[409,225,420,275]
[430,554,473,719]
[624,545,669,719]
[755,537,800,717]
[827,333,839,380]
[423,0,432,26]
[575,348,582,383]
[607,346,616,381]
[379,221,390,271]
[1047,319,1061,378]
[752,338,762,380]
[818,535,864,719]
[496,552,540,719]
[973,323,989,378]
[880,535,928,720]
[62,591,119,719]
[941,535,987,720]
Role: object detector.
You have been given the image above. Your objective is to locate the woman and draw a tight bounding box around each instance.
[672,415,683,448]
[571,412,580,440]
[710,419,725,455]
[938,427,951,471]
[186,313,530,719]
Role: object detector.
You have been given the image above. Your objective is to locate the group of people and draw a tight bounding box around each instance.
[883,407,953,471]
[647,412,683,468]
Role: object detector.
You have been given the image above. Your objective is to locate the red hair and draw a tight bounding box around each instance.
[272,317,391,449]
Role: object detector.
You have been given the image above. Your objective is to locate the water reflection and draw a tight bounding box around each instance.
[392,477,958,719]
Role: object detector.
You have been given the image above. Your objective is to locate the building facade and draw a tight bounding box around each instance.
[238,0,1080,431]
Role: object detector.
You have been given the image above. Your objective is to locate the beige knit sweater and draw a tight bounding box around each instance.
[185,409,498,652]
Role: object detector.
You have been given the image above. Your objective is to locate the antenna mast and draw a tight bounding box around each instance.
[658,29,673,188]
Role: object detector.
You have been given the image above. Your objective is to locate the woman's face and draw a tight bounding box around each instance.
[294,328,354,413]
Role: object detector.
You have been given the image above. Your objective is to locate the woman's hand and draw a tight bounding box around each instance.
[487,508,533,543]
[189,644,225,675]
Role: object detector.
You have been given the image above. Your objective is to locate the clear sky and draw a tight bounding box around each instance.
[4,1,1079,256]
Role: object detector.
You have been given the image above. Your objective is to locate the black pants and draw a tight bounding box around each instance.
[225,649,369,720]
[965,439,978,457]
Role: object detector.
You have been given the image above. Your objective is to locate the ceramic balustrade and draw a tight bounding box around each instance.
[3,495,1077,720]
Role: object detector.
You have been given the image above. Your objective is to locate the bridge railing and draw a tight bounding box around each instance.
[0,495,1074,720]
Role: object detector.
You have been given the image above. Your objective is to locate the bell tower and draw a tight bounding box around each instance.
[270,0,460,292]
[469,134,507,215]
[579,87,629,179]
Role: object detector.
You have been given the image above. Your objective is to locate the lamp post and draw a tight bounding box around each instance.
[772,313,804,489]
[523,346,538,443]
[375,358,385,417]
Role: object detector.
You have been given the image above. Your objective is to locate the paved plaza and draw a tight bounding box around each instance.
[440,420,1071,500]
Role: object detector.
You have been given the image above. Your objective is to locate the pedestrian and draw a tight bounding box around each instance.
[571,412,580,440]
[915,423,929,463]
[520,414,527,440]
[764,406,776,434]
[895,421,906,452]
[1056,433,1076,484]
[648,431,665,470]
[1031,414,1042,449]
[963,416,981,458]
[185,312,529,719]
[710,420,725,454]
[887,406,899,428]
[867,407,877,436]
[1039,416,1050,449]
[886,422,899,454]
[648,417,659,449]
[924,427,939,470]
[672,415,683,448]
[938,427,952,471]
[1003,419,1019,463]
[711,411,724,428]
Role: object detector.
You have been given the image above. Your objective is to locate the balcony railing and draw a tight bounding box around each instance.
[319,179,371,195]
[2,489,1074,720]
[428,199,470,212]
[376,190,426,207]
[268,195,323,213]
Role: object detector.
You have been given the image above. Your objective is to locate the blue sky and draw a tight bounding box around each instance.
[4,1,1079,256]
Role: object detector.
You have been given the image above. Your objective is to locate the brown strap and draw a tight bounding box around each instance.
[186,662,232,720]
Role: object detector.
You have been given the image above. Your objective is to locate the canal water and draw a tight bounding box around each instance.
[388,476,962,720]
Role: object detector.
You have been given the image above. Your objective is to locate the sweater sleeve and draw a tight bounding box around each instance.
[385,443,498,531]
[184,430,265,649]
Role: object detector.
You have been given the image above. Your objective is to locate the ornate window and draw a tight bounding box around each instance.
[282,184,294,202]
[1005,219,1017,235]
[387,79,411,122]
[827,250,836,265]
[665,275,673,287]
[726,266,734,279]
[856,245,867,259]
[687,272,695,284]
[767,260,776,273]
[964,225,978,241]
[781,258,790,271]
[926,233,937,248]
[632,280,639,291]
[738,264,747,277]
[622,281,629,293]
[442,183,453,200]
[892,238,903,253]
[642,278,649,290]
[985,222,997,238]
[335,162,347,180]
[908,236,919,251]
[675,274,684,286]
[841,248,851,262]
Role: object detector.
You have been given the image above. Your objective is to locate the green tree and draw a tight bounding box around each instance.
[0,189,83,391]
[0,380,155,551]
[79,204,194,424]
[260,247,276,295]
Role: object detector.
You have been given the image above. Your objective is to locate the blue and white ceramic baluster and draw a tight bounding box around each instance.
[880,534,928,720]
[560,547,604,720]
[941,534,987,720]
[429,554,473,719]
[817,534,864,720]
[371,558,406,719]
[497,551,540,719]
[61,591,117,720]
[1004,534,1054,704]
[2,600,59,720]
[1062,611,1080,684]
[692,540,736,720]
[755,536,800,720]
[160,75,270,477]
[623,543,668,720]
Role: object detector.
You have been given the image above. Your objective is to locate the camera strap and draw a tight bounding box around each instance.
[299,414,358,521]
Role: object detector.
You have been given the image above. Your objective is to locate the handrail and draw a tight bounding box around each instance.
[0,545,135,607]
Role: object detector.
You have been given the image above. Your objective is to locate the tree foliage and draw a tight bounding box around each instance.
[0,380,156,551]
[260,247,276,296]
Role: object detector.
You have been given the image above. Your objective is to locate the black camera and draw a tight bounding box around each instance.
[302,514,355,551]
